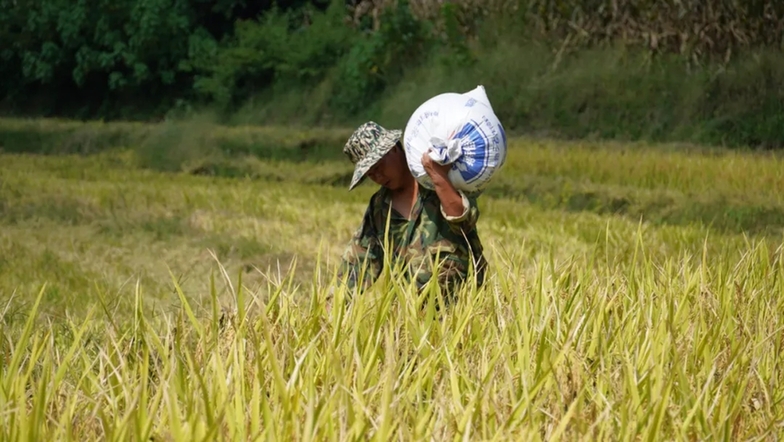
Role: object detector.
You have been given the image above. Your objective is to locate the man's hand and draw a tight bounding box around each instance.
[421,150,465,218]
[421,150,452,178]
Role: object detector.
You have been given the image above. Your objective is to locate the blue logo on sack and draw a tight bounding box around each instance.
[452,121,490,184]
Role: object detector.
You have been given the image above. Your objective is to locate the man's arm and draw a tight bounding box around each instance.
[421,151,477,228]
[426,167,465,218]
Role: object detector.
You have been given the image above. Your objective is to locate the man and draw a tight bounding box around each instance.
[335,121,487,304]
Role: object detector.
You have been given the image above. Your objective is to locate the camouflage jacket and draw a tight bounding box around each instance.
[338,186,487,293]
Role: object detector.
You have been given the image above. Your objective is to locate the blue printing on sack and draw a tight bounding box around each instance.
[452,120,493,184]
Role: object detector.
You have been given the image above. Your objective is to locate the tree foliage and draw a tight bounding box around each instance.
[1,0,783,148]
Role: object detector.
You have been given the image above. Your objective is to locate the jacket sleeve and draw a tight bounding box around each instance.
[440,190,480,234]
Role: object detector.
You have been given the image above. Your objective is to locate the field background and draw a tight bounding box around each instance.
[3,117,784,318]
[3,0,784,439]
[2,118,784,440]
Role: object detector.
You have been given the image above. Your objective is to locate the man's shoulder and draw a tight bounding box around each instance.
[418,186,479,211]
[418,186,440,203]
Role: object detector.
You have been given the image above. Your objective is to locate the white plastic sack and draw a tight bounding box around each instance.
[403,85,507,194]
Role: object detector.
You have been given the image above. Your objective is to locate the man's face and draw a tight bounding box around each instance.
[366,145,407,191]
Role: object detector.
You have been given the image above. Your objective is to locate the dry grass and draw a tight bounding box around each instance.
[1,124,783,440]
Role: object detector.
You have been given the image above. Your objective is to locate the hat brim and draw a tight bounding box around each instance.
[348,129,402,190]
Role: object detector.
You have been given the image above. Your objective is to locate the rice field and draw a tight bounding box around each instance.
[1,119,783,440]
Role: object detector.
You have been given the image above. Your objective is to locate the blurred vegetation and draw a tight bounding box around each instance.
[2,144,783,441]
[3,117,783,237]
[1,0,783,148]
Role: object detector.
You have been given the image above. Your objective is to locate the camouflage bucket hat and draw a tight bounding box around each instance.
[343,121,402,191]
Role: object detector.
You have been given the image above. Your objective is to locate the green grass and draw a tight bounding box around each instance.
[228,41,784,149]
[1,119,783,439]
